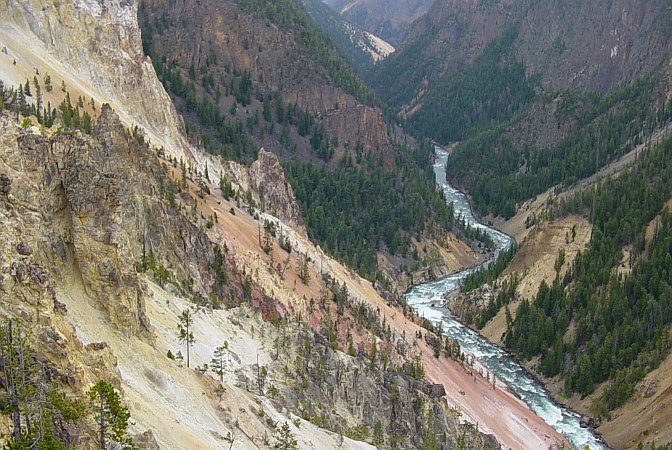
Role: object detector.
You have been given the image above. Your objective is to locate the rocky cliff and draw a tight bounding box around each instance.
[217,148,307,236]
[0,0,193,162]
[0,120,122,371]
[140,0,395,164]
[249,149,307,235]
[0,106,232,336]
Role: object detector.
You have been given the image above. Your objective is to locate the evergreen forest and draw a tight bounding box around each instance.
[139,0,458,282]
[505,135,672,413]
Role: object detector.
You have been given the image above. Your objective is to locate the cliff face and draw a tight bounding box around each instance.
[0,120,120,378]
[217,148,307,236]
[140,0,395,163]
[0,0,193,161]
[0,106,228,335]
[249,149,306,235]
[517,0,672,93]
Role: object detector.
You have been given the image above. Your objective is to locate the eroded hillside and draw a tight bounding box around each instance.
[138,0,480,289]
[461,132,672,449]
[0,0,572,448]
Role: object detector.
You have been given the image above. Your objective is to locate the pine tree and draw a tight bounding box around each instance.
[297,253,310,285]
[210,341,229,382]
[43,73,52,92]
[81,111,93,133]
[256,355,267,396]
[0,320,81,448]
[87,380,133,449]
[17,85,26,116]
[178,310,195,368]
[34,80,42,124]
[273,422,298,450]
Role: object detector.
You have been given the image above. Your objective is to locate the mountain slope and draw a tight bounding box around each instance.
[141,0,387,162]
[0,0,571,448]
[376,2,672,447]
[375,0,672,106]
[468,130,672,449]
[139,0,469,284]
[323,0,434,46]
[300,0,394,70]
[370,0,672,218]
[0,0,193,162]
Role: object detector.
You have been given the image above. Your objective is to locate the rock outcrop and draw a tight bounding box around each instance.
[0,119,122,439]
[0,106,236,335]
[218,148,308,237]
[0,0,193,162]
[249,149,306,235]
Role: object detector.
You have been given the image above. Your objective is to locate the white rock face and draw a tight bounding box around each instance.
[0,0,193,162]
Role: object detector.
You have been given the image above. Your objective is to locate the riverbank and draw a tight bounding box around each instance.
[373,297,572,449]
[403,146,607,449]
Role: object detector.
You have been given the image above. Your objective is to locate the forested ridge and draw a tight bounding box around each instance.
[374,27,537,145]
[368,0,672,219]
[449,76,672,218]
[233,0,377,106]
[140,0,457,283]
[504,135,672,414]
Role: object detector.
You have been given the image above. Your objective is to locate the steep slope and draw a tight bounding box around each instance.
[371,0,672,218]
[187,136,567,450]
[0,104,541,448]
[366,1,672,447]
[461,132,672,448]
[139,0,473,285]
[141,0,389,163]
[0,0,193,162]
[0,0,568,448]
[300,0,394,70]
[323,0,434,46]
[375,0,672,108]
[0,105,375,449]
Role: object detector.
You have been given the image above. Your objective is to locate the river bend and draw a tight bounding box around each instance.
[404,147,607,449]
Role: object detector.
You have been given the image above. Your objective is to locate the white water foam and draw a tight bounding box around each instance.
[405,146,608,450]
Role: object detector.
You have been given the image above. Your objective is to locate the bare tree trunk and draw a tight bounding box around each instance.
[8,320,22,442]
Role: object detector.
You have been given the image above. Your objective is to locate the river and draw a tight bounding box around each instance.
[404,147,607,449]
